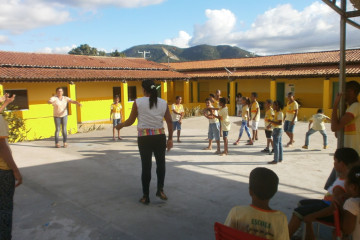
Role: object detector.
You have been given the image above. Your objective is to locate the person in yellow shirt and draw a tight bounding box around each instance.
[268,101,284,164]
[171,96,184,143]
[110,95,123,141]
[283,92,299,147]
[325,81,360,190]
[233,97,253,146]
[0,93,22,239]
[262,100,274,154]
[213,97,231,156]
[250,92,260,143]
[224,167,289,240]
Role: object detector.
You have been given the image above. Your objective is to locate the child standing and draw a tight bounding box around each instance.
[110,95,122,140]
[235,93,243,117]
[224,167,289,240]
[203,98,221,154]
[288,147,359,240]
[302,109,330,150]
[268,101,283,164]
[261,100,274,154]
[233,97,252,146]
[341,165,360,239]
[214,98,231,156]
[171,96,184,143]
[250,92,260,142]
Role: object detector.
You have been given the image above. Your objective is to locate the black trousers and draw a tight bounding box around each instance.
[137,134,166,196]
[0,170,15,240]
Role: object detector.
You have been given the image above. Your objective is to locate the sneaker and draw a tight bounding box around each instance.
[323,145,328,149]
[302,145,308,149]
[261,148,270,153]
[270,149,274,155]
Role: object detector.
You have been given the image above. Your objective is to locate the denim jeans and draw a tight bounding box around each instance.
[137,134,166,197]
[0,170,15,240]
[54,115,68,144]
[272,128,283,162]
[304,128,327,146]
[238,120,251,138]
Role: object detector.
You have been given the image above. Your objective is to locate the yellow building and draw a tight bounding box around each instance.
[0,51,187,140]
[168,49,360,119]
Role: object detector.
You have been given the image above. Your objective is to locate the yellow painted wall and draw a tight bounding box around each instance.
[2,82,78,140]
[76,81,142,123]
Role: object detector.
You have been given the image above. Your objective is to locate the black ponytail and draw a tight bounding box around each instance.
[142,80,158,109]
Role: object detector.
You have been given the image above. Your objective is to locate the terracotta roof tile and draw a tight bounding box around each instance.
[0,51,188,82]
[184,64,360,78]
[0,68,186,81]
[167,49,360,70]
[0,51,169,70]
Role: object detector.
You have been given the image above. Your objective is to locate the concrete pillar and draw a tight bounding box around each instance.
[67,82,78,133]
[121,81,129,121]
[183,80,190,105]
[229,81,236,116]
[192,81,198,103]
[0,84,4,97]
[161,81,168,102]
[168,81,174,103]
[270,79,276,101]
[322,79,330,112]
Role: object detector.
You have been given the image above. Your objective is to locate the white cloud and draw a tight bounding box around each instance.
[46,0,165,9]
[164,31,192,48]
[190,9,236,46]
[0,35,11,44]
[0,0,71,34]
[181,2,360,55]
[37,44,77,54]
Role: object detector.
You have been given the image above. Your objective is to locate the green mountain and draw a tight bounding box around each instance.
[121,44,256,63]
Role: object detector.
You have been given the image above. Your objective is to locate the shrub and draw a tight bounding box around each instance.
[2,107,28,143]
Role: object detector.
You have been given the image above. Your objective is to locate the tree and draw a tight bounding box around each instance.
[110,50,126,58]
[68,44,99,56]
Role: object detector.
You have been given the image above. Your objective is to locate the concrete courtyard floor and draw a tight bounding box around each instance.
[11,116,336,240]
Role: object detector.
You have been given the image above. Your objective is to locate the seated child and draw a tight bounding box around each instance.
[288,147,359,240]
[341,165,360,239]
[224,167,289,240]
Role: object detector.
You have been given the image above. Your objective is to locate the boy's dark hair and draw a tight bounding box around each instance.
[266,99,273,105]
[346,81,360,96]
[56,87,63,92]
[219,97,227,105]
[209,93,215,98]
[317,109,323,113]
[334,147,359,166]
[205,98,211,102]
[251,92,258,98]
[236,93,242,98]
[288,92,294,97]
[241,96,250,105]
[273,100,283,110]
[176,96,181,100]
[114,95,120,99]
[250,167,279,200]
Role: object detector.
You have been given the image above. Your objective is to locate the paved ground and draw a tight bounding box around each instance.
[11,116,336,240]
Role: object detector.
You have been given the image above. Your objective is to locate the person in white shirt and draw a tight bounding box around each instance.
[302,109,330,149]
[116,80,173,205]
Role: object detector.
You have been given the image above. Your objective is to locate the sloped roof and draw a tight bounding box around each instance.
[0,51,188,82]
[167,49,360,70]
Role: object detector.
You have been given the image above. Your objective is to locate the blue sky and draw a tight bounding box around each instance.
[0,0,359,55]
